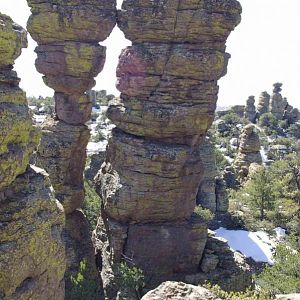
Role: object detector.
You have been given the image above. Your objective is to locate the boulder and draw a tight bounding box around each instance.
[141,281,221,300]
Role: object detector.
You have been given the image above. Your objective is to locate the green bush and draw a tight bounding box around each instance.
[70,259,100,300]
[204,283,274,300]
[116,262,145,299]
[194,206,215,222]
[257,243,300,294]
[83,181,101,230]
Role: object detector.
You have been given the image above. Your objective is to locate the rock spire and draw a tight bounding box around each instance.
[94,0,242,295]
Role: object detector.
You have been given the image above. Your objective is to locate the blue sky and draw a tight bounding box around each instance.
[0,0,299,108]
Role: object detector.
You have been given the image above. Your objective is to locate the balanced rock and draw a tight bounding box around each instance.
[234,124,262,181]
[257,91,270,117]
[0,14,65,299]
[244,96,256,123]
[94,0,242,294]
[141,281,221,300]
[270,83,287,120]
[26,1,117,298]
[26,0,117,213]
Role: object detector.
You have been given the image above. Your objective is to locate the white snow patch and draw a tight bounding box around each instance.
[260,146,268,163]
[87,141,107,155]
[215,227,276,264]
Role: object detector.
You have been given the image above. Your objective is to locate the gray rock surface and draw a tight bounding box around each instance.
[141,281,221,300]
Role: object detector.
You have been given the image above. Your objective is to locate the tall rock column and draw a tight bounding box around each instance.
[26,0,116,214]
[244,95,256,123]
[0,13,65,299]
[94,0,242,293]
[26,0,116,296]
[257,91,270,117]
[270,83,287,120]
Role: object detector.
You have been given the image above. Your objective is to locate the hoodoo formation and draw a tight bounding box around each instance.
[25,0,116,295]
[26,0,116,214]
[94,0,242,295]
[0,14,65,299]
[233,124,262,181]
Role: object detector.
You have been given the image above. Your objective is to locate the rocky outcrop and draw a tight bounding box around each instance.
[197,139,228,214]
[186,233,252,292]
[94,0,242,295]
[283,103,299,125]
[244,96,256,123]
[270,83,287,120]
[234,124,262,181]
[257,91,270,117]
[141,281,220,300]
[0,14,65,299]
[26,0,117,296]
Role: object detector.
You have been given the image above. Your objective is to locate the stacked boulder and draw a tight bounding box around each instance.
[0,14,65,299]
[234,124,262,181]
[94,0,242,294]
[270,83,287,120]
[244,96,256,123]
[26,0,116,295]
[257,91,270,117]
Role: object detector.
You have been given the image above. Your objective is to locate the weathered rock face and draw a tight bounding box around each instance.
[197,140,217,212]
[36,119,90,214]
[141,281,220,300]
[196,139,228,214]
[0,14,65,299]
[244,96,256,123]
[85,151,106,182]
[257,91,270,117]
[270,83,287,120]
[26,0,116,214]
[0,167,66,300]
[0,13,38,190]
[234,124,262,181]
[94,0,242,294]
